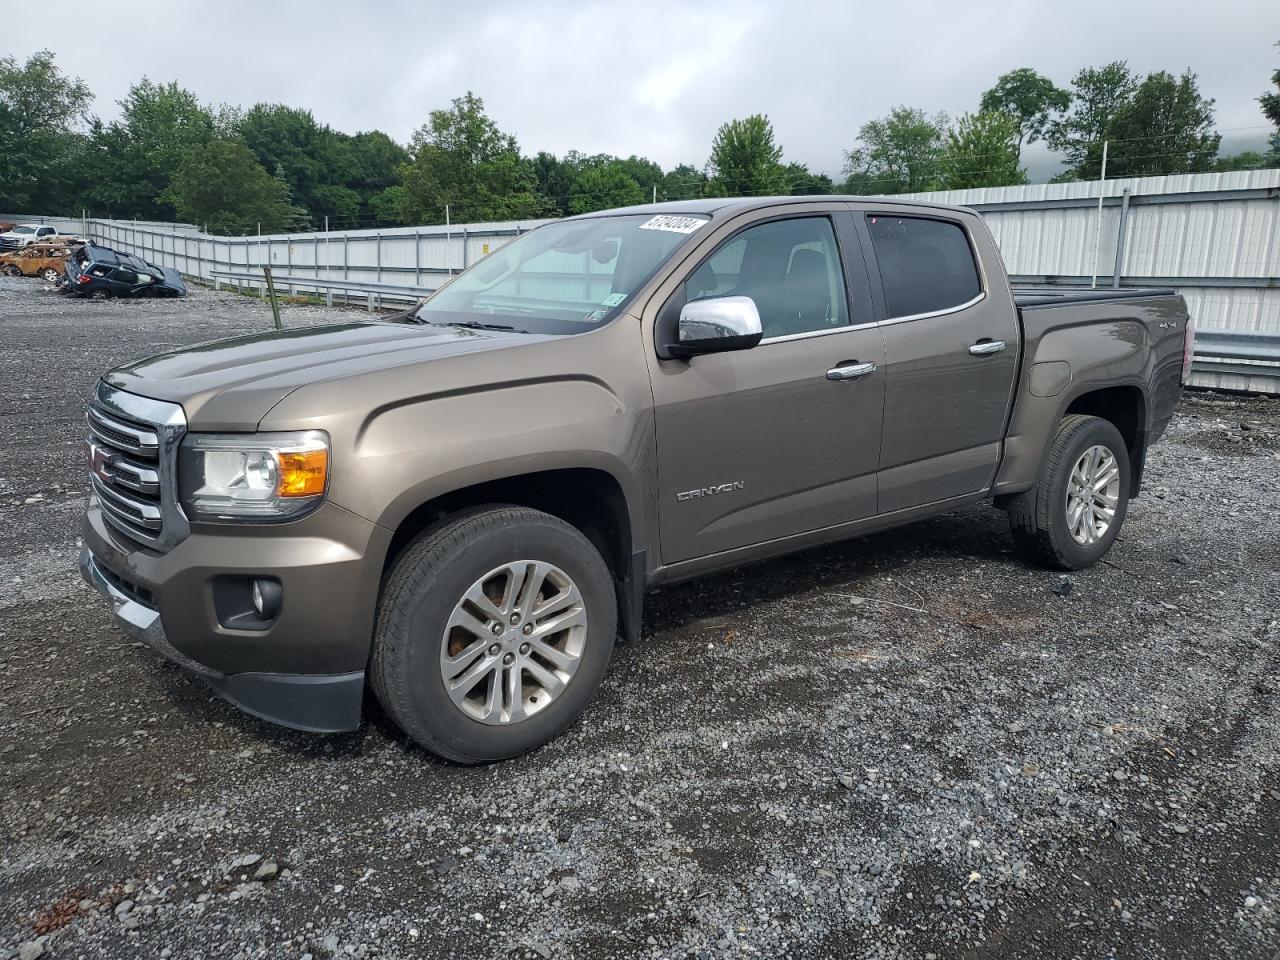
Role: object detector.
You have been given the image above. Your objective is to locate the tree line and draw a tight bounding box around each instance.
[2,48,1277,235]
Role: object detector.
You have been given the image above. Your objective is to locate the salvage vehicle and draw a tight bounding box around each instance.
[64,243,186,298]
[0,242,78,282]
[0,223,59,251]
[79,197,1192,762]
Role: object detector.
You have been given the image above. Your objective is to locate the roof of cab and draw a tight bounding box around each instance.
[570,195,978,221]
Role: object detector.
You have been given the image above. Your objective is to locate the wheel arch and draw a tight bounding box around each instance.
[1061,383,1149,497]
[378,466,644,642]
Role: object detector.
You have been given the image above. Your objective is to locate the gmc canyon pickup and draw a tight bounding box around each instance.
[79,197,1192,762]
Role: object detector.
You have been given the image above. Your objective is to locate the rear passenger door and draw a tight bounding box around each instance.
[860,210,1020,513]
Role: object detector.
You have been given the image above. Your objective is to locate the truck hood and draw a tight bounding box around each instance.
[104,320,551,430]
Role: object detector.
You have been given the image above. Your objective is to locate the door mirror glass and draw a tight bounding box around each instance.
[671,296,763,358]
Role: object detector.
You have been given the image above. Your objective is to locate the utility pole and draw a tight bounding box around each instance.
[652,185,657,203]
[1090,140,1109,289]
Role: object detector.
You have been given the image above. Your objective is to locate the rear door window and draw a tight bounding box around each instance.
[112,268,137,284]
[867,215,982,319]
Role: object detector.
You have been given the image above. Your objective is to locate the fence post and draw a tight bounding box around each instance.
[414,230,421,287]
[462,227,469,270]
[376,234,381,284]
[1111,188,1131,289]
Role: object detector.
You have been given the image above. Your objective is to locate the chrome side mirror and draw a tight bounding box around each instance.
[670,296,764,359]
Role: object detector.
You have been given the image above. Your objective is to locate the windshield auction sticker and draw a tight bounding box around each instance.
[638,215,708,234]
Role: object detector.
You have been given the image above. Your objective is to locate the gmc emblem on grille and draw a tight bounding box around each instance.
[87,441,114,485]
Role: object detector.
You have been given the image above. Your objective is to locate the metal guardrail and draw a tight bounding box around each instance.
[210,269,437,310]
[1192,330,1280,385]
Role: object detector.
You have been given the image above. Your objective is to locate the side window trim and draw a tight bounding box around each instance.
[858,210,987,323]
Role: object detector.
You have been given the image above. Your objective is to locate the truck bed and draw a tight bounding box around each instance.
[1012,285,1177,308]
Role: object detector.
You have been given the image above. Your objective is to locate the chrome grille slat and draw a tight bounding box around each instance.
[101,455,160,495]
[86,383,188,551]
[90,475,162,526]
[88,407,159,457]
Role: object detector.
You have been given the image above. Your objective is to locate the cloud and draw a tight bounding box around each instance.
[7,0,1278,176]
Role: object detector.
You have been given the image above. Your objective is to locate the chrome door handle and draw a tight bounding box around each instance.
[969,339,1007,356]
[826,361,876,381]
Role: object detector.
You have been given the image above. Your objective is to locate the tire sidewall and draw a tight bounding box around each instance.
[1046,419,1130,569]
[388,514,616,761]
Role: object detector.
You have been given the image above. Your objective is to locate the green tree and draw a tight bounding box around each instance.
[0,50,92,211]
[940,111,1027,189]
[568,162,645,214]
[843,106,948,194]
[162,138,307,234]
[1103,70,1219,176]
[979,68,1070,153]
[1211,150,1270,172]
[1261,43,1280,162]
[659,163,706,200]
[81,79,215,219]
[1047,62,1139,179]
[783,162,834,195]
[399,92,544,223]
[705,114,788,197]
[531,151,574,215]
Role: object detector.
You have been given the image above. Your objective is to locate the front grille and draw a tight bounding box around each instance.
[87,383,188,551]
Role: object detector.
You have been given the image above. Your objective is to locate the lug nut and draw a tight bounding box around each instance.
[490,623,503,635]
[488,643,501,656]
[522,623,534,635]
[509,613,521,625]
[502,652,515,665]
[519,642,531,655]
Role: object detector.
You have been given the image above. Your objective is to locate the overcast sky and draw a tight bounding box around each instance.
[9,0,1280,178]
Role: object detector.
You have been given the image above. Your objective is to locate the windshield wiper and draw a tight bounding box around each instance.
[445,320,526,333]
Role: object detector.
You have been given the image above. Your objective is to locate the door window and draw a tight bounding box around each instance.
[867,215,981,319]
[112,269,137,284]
[686,217,849,340]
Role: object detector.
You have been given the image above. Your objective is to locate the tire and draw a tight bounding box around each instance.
[1007,414,1131,570]
[370,505,616,763]
[89,288,112,300]
[42,268,61,283]
[1,265,19,277]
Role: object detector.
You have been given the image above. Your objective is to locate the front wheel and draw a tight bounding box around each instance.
[1006,414,1131,570]
[42,268,61,283]
[370,506,616,763]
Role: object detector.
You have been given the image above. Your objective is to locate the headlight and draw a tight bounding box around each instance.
[178,431,329,521]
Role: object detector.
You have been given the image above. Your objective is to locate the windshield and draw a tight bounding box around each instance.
[14,226,34,235]
[413,213,708,335]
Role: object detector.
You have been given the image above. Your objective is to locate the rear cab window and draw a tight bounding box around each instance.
[867,215,982,318]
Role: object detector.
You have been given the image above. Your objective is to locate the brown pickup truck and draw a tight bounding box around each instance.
[79,197,1192,762]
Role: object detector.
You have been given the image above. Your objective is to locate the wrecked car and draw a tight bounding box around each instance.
[1,242,78,282]
[64,243,186,298]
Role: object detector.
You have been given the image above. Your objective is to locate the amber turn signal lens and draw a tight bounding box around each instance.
[276,448,328,497]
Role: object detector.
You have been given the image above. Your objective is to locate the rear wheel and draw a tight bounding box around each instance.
[370,506,616,763]
[1007,414,1130,569]
[89,287,112,300]
[1,265,19,277]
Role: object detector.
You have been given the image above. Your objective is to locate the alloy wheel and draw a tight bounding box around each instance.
[439,560,587,724]
[1065,444,1120,545]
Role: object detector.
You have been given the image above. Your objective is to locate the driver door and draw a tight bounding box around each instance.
[645,209,885,565]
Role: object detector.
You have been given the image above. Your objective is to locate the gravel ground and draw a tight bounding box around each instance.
[1,276,1278,960]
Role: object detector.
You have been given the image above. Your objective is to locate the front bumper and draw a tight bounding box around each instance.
[79,499,390,733]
